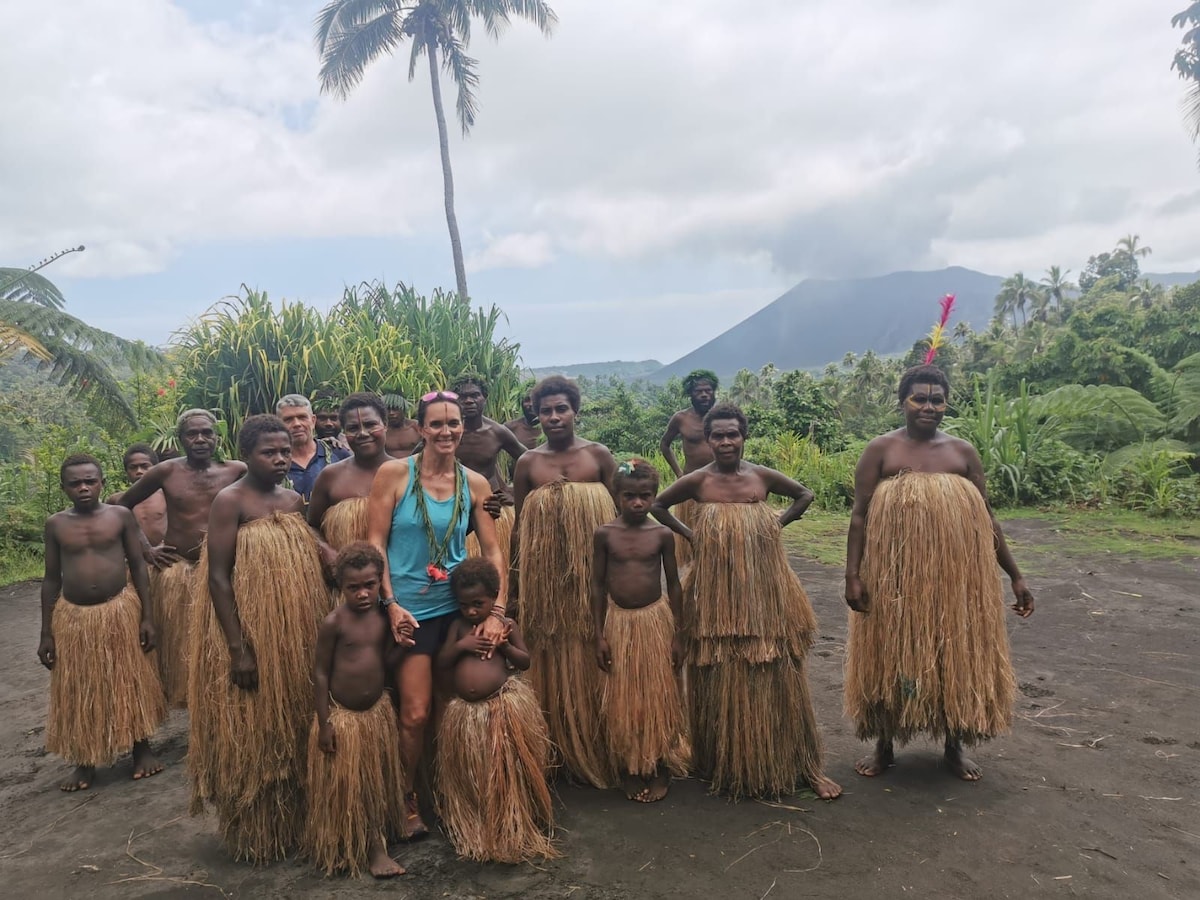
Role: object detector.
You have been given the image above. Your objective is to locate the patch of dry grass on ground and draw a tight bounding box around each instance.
[782,506,1200,569]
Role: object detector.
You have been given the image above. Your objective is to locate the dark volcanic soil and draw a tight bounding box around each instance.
[1,520,1197,899]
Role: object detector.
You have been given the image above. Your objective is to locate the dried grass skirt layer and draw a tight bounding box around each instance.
[436,678,559,864]
[150,559,198,708]
[519,481,616,787]
[844,472,1015,745]
[466,503,514,565]
[528,640,614,788]
[320,496,369,549]
[187,512,331,863]
[518,481,615,640]
[683,503,817,666]
[46,585,166,767]
[689,656,824,799]
[304,697,406,877]
[601,599,690,778]
[683,502,823,798]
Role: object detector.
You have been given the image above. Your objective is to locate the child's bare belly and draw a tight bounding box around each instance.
[62,565,131,606]
[453,656,510,701]
[330,671,386,712]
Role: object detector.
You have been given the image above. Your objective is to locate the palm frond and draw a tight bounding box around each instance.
[316,1,408,98]
[0,298,159,367]
[478,0,558,35]
[315,0,404,51]
[407,11,432,80]
[1101,439,1192,474]
[0,268,67,309]
[440,32,480,133]
[445,0,476,43]
[1029,383,1166,451]
[0,322,51,361]
[32,332,138,426]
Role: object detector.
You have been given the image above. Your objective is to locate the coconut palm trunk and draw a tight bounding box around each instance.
[426,45,470,301]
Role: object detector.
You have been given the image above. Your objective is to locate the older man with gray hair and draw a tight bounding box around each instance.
[276,394,349,504]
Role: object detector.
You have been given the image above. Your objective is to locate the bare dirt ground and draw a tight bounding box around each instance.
[1,518,1196,899]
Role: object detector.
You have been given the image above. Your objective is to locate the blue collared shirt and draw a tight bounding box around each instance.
[287,440,351,503]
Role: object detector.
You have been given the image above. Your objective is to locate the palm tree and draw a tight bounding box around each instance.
[1128,279,1166,310]
[995,273,1041,328]
[1015,321,1051,360]
[1,256,157,427]
[1040,265,1076,316]
[1116,234,1153,261]
[316,0,558,301]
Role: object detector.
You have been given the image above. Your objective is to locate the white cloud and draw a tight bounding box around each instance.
[2,0,1199,297]
[466,231,554,272]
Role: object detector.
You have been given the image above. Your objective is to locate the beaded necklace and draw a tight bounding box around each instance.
[411,453,466,584]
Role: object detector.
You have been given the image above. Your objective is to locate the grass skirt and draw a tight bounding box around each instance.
[519,481,616,787]
[45,585,166,767]
[844,472,1015,745]
[466,503,514,566]
[321,496,368,549]
[304,697,406,877]
[150,560,198,709]
[601,598,690,778]
[684,502,823,798]
[187,512,330,863]
[436,678,559,863]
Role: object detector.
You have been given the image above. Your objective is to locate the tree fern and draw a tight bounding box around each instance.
[1028,383,1166,451]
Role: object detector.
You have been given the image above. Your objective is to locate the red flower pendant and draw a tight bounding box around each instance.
[426,563,449,582]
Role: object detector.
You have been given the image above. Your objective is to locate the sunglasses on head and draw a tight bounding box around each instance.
[420,390,459,402]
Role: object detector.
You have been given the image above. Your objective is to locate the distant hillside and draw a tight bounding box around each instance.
[653,268,1002,381]
[1148,271,1200,288]
[526,359,663,381]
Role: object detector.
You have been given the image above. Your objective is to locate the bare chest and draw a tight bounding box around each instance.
[528,450,601,487]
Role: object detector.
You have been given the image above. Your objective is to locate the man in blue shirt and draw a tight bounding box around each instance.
[276,393,350,504]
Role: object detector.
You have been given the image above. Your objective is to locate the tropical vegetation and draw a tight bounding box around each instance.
[1173,2,1200,164]
[3,233,1200,584]
[1,250,160,428]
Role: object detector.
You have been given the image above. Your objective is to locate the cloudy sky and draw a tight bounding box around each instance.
[3,1,1198,367]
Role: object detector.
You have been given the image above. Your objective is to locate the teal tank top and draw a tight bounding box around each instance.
[386,455,471,621]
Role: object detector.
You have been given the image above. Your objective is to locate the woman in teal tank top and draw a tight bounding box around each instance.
[366,391,508,841]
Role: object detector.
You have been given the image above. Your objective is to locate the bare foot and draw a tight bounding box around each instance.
[944,742,982,781]
[60,765,94,792]
[855,739,895,777]
[400,792,429,840]
[132,741,164,781]
[622,772,649,801]
[368,834,405,878]
[638,769,670,803]
[810,774,842,800]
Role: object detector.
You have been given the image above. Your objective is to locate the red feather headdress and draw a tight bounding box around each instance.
[923,293,956,365]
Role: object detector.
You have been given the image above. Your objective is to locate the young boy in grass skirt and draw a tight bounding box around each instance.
[306,542,408,878]
[435,558,558,863]
[592,459,689,803]
[844,365,1034,782]
[40,454,166,792]
[512,375,618,788]
[652,404,841,801]
[187,415,333,863]
[308,393,395,550]
[116,410,247,709]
